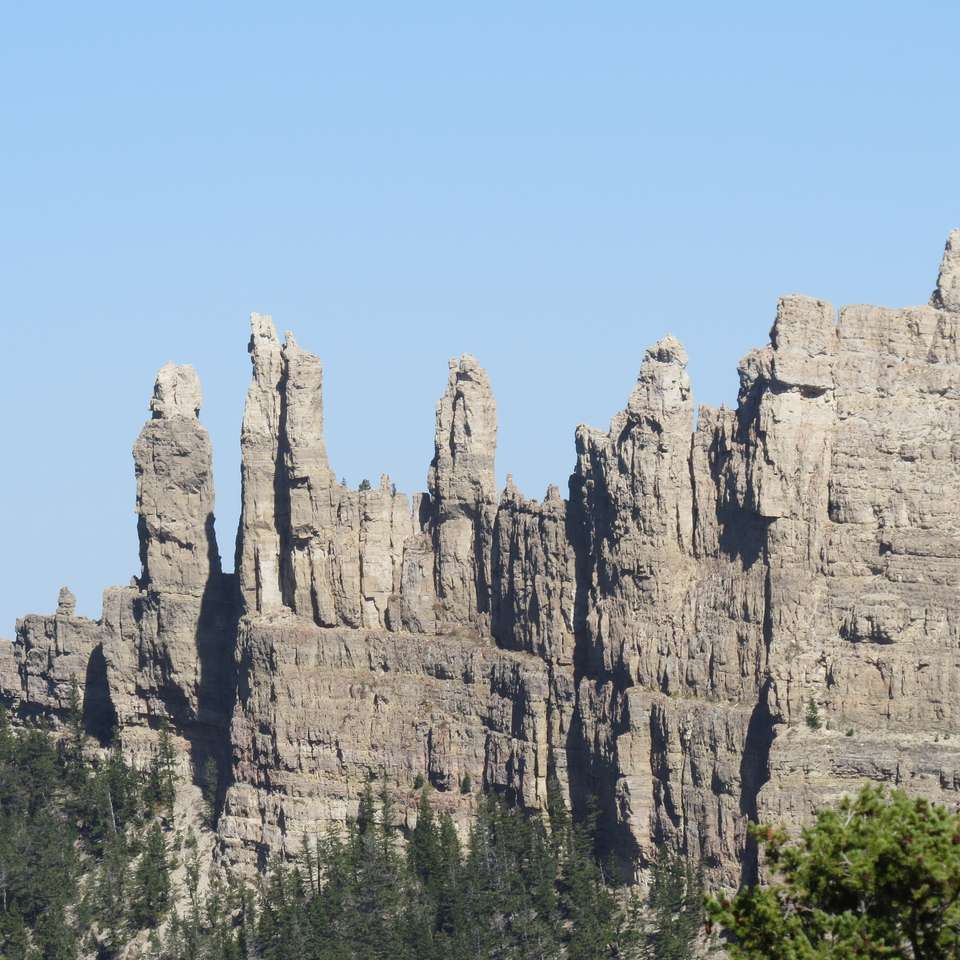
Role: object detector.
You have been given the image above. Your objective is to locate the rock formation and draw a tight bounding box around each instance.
[3,232,960,887]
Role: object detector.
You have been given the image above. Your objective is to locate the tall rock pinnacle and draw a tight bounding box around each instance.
[931,228,960,311]
[428,354,498,629]
[236,314,285,613]
[149,361,203,419]
[134,363,220,595]
[429,355,497,508]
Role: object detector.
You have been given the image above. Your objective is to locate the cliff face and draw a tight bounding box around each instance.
[3,232,960,885]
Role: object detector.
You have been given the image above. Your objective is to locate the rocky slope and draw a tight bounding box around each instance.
[3,231,960,886]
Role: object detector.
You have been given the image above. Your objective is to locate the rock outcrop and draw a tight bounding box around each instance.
[3,231,960,888]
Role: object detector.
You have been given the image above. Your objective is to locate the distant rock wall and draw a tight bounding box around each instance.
[3,231,960,885]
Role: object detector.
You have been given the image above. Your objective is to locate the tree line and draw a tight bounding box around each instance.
[10,681,960,959]
[0,692,702,960]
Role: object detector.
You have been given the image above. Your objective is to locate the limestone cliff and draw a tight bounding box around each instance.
[3,232,960,887]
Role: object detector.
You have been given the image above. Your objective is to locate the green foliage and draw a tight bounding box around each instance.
[0,715,81,959]
[203,755,219,828]
[64,676,85,783]
[0,711,196,959]
[223,785,647,960]
[132,821,172,928]
[413,772,425,790]
[708,785,960,959]
[647,846,703,960]
[145,720,178,812]
[359,479,372,491]
[0,715,697,960]
[459,772,472,795]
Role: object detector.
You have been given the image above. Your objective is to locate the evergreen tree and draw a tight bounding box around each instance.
[95,832,132,952]
[64,675,85,785]
[0,717,661,960]
[558,800,622,960]
[647,845,703,960]
[410,788,442,890]
[708,786,960,959]
[202,755,219,828]
[146,720,178,812]
[132,820,171,928]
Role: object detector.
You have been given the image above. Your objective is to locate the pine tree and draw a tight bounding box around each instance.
[96,832,132,952]
[146,720,178,812]
[132,821,171,928]
[64,675,85,785]
[356,782,376,836]
[34,904,76,960]
[708,786,960,958]
[558,799,622,960]
[648,846,703,960]
[203,755,219,827]
[410,788,441,889]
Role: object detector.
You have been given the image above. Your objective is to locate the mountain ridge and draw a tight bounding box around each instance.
[4,229,960,886]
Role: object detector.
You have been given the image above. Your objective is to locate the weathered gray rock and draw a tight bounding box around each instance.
[237,314,285,614]
[100,363,234,774]
[427,355,498,632]
[135,362,220,595]
[491,479,576,665]
[5,230,960,892]
[932,228,960,311]
[235,322,420,630]
[3,590,102,719]
[57,586,77,616]
[221,618,558,866]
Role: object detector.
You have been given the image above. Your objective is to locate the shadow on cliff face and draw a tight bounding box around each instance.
[190,511,240,826]
[82,644,117,746]
[561,489,641,881]
[738,679,775,887]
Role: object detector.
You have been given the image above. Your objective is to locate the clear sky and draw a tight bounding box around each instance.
[2,2,958,633]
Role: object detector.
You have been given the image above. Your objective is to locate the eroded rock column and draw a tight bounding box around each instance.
[236,315,285,614]
[427,355,498,633]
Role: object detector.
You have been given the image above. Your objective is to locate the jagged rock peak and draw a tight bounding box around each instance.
[150,362,202,420]
[646,333,688,366]
[429,353,497,507]
[250,311,280,345]
[932,228,960,311]
[626,334,692,423]
[760,295,838,393]
[56,587,76,617]
[280,328,330,474]
[136,363,220,595]
[770,295,836,352]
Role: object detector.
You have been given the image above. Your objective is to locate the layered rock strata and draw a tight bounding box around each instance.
[2,231,960,887]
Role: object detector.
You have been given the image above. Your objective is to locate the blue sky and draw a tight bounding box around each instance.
[2,2,958,632]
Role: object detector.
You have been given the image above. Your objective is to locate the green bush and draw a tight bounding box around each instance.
[708,786,960,959]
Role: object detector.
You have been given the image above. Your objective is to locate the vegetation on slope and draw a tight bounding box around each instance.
[0,701,703,960]
[708,786,960,958]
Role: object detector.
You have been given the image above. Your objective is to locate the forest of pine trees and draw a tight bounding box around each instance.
[0,695,703,960]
